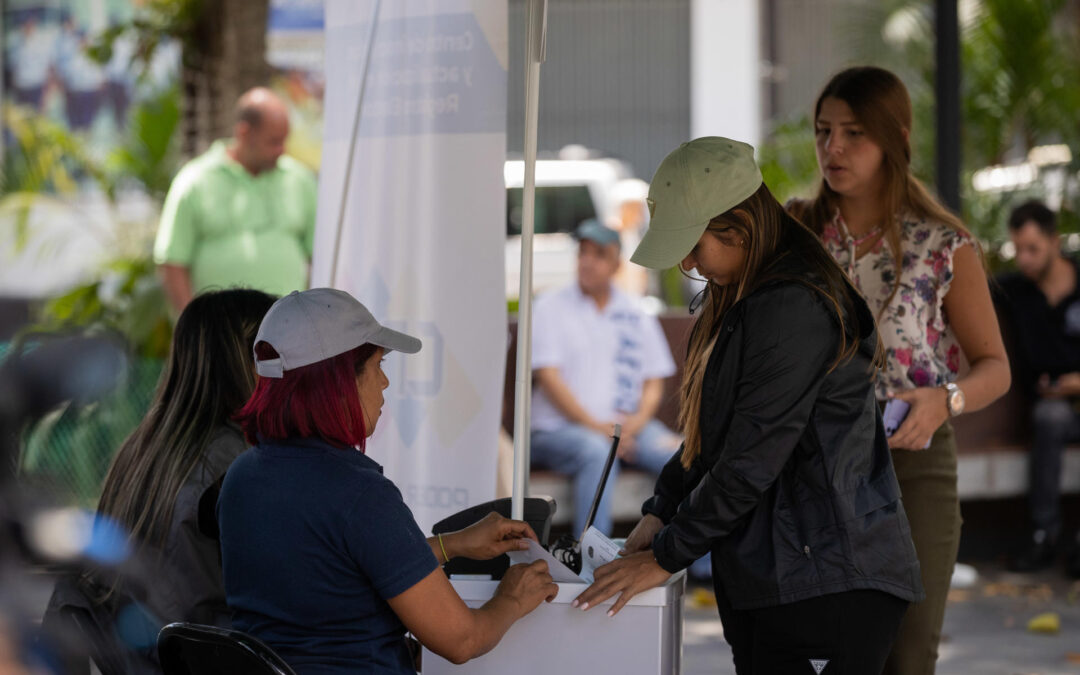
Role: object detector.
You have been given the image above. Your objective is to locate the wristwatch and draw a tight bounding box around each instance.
[943,382,965,417]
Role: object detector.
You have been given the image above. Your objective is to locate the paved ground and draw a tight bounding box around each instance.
[682,561,1080,675]
[14,553,1080,673]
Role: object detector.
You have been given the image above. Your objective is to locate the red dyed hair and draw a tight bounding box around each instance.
[235,342,380,449]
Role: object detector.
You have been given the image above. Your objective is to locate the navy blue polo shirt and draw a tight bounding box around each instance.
[218,437,439,674]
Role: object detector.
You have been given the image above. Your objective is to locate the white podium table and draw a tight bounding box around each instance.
[423,572,685,675]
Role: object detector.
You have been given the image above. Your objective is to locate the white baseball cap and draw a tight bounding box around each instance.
[254,288,421,378]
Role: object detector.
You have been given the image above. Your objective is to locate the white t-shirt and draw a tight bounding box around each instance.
[530,284,676,433]
[11,28,55,89]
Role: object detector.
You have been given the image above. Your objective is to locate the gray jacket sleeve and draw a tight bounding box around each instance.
[153,426,247,625]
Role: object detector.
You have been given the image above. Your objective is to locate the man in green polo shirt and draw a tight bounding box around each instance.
[154,87,317,311]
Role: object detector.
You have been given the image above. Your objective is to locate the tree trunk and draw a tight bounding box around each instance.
[180,0,271,158]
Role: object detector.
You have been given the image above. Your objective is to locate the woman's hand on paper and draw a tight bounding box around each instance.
[448,512,537,561]
[620,514,663,555]
[497,560,559,618]
[571,551,671,617]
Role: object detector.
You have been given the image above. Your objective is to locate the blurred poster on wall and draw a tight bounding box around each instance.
[267,0,325,171]
[2,0,178,154]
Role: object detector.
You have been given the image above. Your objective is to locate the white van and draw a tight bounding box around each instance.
[504,153,634,300]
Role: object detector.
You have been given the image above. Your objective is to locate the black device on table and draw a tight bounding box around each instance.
[431,424,622,579]
[549,424,621,575]
[431,496,556,579]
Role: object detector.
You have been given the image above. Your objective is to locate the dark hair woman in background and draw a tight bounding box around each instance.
[96,288,275,626]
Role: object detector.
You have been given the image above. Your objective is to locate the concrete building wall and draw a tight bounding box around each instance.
[766,0,875,125]
[506,0,692,178]
[503,0,860,176]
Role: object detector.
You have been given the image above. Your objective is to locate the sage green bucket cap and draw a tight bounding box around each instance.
[631,137,763,269]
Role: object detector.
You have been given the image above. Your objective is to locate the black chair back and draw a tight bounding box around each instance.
[40,574,160,675]
[46,604,126,675]
[157,622,296,675]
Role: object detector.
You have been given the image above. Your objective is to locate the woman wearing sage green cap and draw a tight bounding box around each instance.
[574,137,924,674]
[789,66,1010,674]
[217,288,558,674]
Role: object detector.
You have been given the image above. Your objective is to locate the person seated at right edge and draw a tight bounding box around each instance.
[998,200,1080,575]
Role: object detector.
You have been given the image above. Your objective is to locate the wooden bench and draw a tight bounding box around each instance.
[950,372,1080,500]
[948,304,1080,500]
[506,311,1074,526]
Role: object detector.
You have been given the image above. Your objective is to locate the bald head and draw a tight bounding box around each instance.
[231,87,289,175]
[235,87,288,129]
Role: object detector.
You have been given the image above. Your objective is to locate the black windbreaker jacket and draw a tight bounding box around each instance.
[644,272,925,611]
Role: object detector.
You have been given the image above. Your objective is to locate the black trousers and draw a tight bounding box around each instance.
[1029,397,1080,536]
[716,585,909,675]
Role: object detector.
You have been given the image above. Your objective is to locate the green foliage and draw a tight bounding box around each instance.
[0,104,106,194]
[3,3,197,506]
[19,254,170,503]
[0,104,110,248]
[38,257,172,360]
[102,88,181,202]
[757,116,819,204]
[87,0,204,75]
[959,0,1080,244]
[962,0,1080,165]
[18,87,183,360]
[5,87,183,505]
[1,85,181,234]
[659,267,688,309]
[19,358,163,506]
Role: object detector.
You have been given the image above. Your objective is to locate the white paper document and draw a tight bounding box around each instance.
[580,526,622,581]
[507,527,621,583]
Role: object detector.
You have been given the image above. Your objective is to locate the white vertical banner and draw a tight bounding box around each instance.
[313,0,508,532]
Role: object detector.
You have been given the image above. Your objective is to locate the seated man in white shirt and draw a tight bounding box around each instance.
[530,220,682,536]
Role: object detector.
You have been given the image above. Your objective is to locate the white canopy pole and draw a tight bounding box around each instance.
[511,0,547,522]
[329,0,382,285]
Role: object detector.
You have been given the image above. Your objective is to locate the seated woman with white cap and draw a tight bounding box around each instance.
[217,288,557,674]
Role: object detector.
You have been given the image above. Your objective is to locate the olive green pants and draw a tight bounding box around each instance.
[884,422,962,675]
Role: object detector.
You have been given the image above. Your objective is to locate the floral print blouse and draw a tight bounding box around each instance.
[822,212,975,400]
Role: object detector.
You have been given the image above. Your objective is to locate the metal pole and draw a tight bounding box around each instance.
[329,0,382,285]
[511,0,547,522]
[934,0,961,213]
[763,0,779,123]
[580,424,621,543]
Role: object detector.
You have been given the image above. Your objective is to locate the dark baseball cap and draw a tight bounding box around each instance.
[574,219,621,250]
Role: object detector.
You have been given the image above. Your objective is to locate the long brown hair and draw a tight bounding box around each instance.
[789,66,971,318]
[97,289,275,552]
[678,183,881,469]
